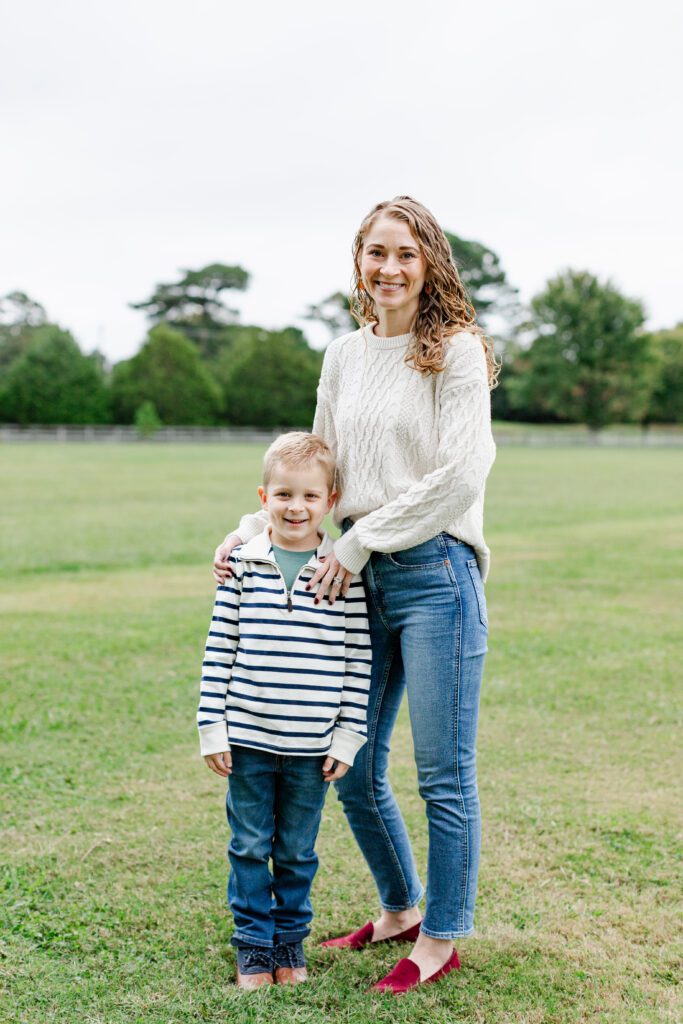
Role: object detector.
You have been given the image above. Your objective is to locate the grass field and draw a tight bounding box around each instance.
[1,444,681,1024]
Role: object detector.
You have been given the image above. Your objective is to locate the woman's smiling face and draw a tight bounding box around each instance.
[359,215,426,322]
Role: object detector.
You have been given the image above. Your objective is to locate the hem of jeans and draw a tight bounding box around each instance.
[231,933,274,949]
[419,925,474,940]
[273,929,310,944]
[379,886,424,913]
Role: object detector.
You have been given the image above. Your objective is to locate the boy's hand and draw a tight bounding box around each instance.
[213,534,241,584]
[322,756,349,782]
[204,751,232,777]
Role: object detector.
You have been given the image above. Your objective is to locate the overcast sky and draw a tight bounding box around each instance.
[1,0,681,361]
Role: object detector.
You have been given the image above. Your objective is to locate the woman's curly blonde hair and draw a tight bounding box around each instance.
[349,196,499,388]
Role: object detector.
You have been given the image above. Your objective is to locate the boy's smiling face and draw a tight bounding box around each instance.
[258,460,336,552]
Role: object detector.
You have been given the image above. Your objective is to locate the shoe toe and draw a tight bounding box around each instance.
[275,966,308,985]
[372,957,420,993]
[237,970,274,990]
[372,951,460,994]
[320,921,374,949]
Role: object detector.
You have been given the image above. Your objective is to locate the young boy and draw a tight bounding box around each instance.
[197,432,371,989]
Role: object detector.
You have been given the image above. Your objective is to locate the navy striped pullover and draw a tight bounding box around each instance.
[197,530,371,765]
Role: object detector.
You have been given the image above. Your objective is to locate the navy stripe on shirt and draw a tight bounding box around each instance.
[237,616,347,632]
[230,674,342,693]
[237,646,345,663]
[240,600,345,618]
[233,662,345,678]
[230,738,330,755]
[228,720,336,739]
[228,690,341,708]
[236,633,345,647]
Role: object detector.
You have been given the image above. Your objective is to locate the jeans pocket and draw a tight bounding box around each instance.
[466,558,488,628]
[386,535,447,570]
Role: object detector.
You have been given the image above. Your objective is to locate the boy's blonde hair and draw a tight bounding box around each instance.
[263,432,336,492]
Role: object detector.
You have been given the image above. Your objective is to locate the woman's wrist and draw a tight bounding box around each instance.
[334,530,372,575]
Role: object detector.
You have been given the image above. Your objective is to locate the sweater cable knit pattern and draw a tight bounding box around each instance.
[236,325,496,581]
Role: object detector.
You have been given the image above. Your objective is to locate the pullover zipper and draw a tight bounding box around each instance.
[249,556,313,614]
[286,565,313,613]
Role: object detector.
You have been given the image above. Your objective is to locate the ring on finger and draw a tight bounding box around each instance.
[332,575,344,586]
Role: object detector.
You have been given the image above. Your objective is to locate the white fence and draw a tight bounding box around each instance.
[1,424,682,446]
[492,427,683,447]
[0,425,287,443]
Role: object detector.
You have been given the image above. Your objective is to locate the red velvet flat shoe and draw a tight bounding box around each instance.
[372,949,460,994]
[320,920,422,949]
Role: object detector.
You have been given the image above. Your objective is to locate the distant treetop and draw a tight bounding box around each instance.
[130,263,250,328]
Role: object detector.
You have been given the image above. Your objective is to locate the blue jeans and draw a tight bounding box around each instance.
[225,745,329,947]
[335,530,487,938]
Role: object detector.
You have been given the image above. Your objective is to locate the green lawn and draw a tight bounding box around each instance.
[1,444,681,1024]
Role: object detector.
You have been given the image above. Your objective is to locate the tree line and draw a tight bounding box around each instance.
[1,238,681,431]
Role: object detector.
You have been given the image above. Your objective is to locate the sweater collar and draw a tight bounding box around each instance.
[363,323,413,350]
[238,528,335,568]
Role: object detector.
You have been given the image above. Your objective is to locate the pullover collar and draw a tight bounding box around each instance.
[237,528,335,569]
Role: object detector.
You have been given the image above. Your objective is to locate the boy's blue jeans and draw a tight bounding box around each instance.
[226,745,329,948]
[334,530,487,938]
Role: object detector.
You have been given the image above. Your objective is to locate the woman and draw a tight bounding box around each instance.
[213,196,497,993]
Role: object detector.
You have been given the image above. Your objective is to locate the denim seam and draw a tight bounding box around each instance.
[385,558,449,571]
[449,564,469,936]
[466,559,488,629]
[366,555,392,634]
[232,933,274,949]
[363,636,413,908]
[420,926,474,940]
[273,929,310,942]
[379,895,424,913]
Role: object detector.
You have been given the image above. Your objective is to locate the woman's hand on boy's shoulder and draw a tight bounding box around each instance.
[307,554,353,605]
[204,751,232,777]
[213,534,241,584]
[322,756,349,782]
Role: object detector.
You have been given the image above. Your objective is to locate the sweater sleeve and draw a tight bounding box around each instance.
[312,365,338,458]
[333,340,496,575]
[327,574,371,766]
[197,554,243,756]
[234,508,269,545]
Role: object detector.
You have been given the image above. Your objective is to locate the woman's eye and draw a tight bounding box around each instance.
[402,252,416,259]
[368,249,383,256]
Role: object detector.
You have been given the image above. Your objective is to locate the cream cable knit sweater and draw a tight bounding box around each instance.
[235,324,496,581]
